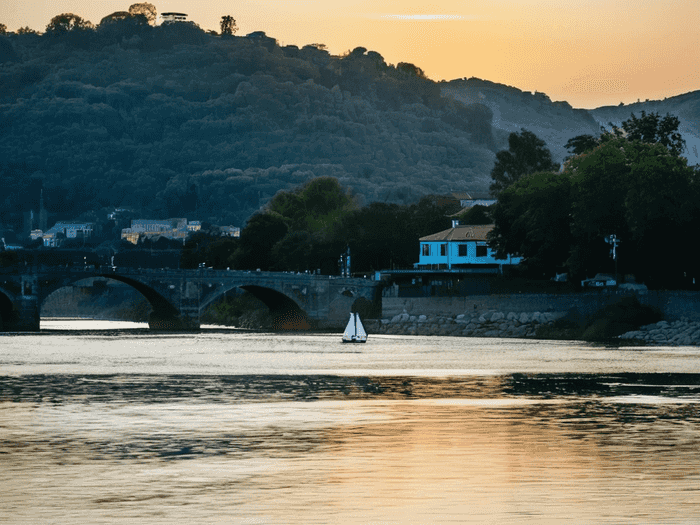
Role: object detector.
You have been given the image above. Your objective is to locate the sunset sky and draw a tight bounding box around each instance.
[4,0,699,108]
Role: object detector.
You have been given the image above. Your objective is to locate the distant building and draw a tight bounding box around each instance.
[43,222,94,247]
[219,226,240,238]
[457,192,496,208]
[160,12,187,23]
[435,192,496,211]
[121,218,200,244]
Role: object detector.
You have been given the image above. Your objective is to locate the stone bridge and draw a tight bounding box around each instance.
[0,267,381,331]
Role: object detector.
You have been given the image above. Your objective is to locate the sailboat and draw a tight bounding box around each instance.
[342,312,367,343]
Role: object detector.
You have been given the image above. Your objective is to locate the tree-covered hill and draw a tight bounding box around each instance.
[3,17,700,233]
[589,92,700,165]
[0,23,497,228]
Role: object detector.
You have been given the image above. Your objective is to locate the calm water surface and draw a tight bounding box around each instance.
[2,319,700,524]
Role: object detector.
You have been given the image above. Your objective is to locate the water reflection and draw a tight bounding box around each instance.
[3,325,700,523]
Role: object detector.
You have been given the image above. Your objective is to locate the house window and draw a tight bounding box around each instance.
[440,244,446,256]
[422,244,430,256]
[476,245,487,257]
[458,244,467,257]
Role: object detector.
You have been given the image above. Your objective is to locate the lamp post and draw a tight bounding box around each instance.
[604,235,620,284]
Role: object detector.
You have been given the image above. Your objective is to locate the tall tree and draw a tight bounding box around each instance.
[619,111,685,156]
[489,129,559,196]
[0,23,7,35]
[220,15,237,36]
[45,13,94,33]
[128,3,157,25]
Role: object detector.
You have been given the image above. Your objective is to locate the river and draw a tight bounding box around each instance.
[2,319,700,524]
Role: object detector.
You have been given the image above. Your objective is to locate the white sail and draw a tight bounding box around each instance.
[342,312,367,343]
[342,313,355,342]
[355,313,367,341]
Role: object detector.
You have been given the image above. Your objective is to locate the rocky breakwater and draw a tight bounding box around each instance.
[365,310,566,338]
[618,318,700,346]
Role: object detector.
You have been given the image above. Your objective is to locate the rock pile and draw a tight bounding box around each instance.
[365,310,565,338]
[618,319,700,346]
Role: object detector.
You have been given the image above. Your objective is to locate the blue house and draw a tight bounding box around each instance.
[415,222,521,271]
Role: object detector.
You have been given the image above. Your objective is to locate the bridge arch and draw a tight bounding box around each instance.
[38,274,182,330]
[201,283,311,329]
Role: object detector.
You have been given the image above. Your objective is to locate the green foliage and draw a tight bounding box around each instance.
[619,111,685,156]
[128,3,157,25]
[267,176,356,233]
[220,15,237,36]
[490,111,699,288]
[565,136,699,286]
[180,232,239,269]
[489,171,571,276]
[0,23,6,35]
[99,12,133,25]
[230,213,289,270]
[454,205,491,225]
[565,134,599,157]
[489,129,559,196]
[45,13,94,34]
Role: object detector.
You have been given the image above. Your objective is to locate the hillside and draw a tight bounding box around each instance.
[589,92,700,164]
[0,25,497,230]
[441,78,600,164]
[2,22,700,235]
[442,78,700,166]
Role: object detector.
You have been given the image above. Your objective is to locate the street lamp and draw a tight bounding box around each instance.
[604,235,620,283]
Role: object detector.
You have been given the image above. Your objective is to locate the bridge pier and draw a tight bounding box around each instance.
[10,296,40,331]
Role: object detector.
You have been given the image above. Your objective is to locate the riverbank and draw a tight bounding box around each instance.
[364,310,566,339]
[363,310,700,346]
[617,319,700,346]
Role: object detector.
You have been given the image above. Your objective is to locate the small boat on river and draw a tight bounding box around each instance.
[342,312,367,343]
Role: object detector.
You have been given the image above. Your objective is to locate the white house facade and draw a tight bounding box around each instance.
[415,223,521,271]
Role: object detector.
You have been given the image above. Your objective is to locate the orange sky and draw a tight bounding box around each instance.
[4,0,700,108]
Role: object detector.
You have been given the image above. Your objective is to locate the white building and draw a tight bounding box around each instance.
[43,222,94,247]
[121,218,198,244]
[219,226,240,238]
[160,12,188,23]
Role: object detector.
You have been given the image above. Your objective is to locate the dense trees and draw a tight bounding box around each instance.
[0,25,496,230]
[45,13,94,33]
[490,112,699,288]
[128,3,157,25]
[489,129,559,196]
[489,171,572,277]
[178,177,458,275]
